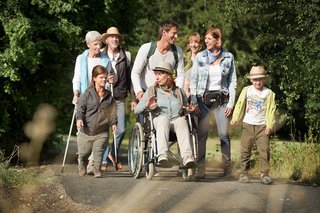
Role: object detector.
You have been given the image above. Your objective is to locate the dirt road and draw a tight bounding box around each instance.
[52,139,320,213]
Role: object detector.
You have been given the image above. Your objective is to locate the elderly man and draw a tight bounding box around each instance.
[100,27,136,171]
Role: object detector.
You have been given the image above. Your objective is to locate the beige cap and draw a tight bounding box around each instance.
[101,27,123,43]
[153,61,173,74]
[248,66,267,79]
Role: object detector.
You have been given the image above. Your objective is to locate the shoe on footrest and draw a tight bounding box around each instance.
[183,156,195,168]
[158,154,168,163]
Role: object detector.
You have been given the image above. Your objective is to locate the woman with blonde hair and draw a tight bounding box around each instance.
[184,32,203,98]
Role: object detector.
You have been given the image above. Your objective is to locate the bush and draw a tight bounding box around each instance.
[0,149,43,188]
[270,141,320,185]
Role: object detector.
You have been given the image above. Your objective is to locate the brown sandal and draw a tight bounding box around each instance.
[108,152,123,170]
[101,163,108,172]
[116,162,123,170]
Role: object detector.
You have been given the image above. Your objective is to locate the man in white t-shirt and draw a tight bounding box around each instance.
[131,20,185,101]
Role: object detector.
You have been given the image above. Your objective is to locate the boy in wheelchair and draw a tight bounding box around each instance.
[134,61,197,168]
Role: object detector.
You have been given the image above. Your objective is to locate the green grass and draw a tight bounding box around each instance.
[270,140,320,184]
[0,150,45,188]
[0,163,43,188]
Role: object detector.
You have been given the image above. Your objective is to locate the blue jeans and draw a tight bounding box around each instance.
[197,99,231,164]
[102,100,126,164]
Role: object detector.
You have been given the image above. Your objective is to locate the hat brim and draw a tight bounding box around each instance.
[248,74,266,79]
[153,68,172,74]
[101,33,123,44]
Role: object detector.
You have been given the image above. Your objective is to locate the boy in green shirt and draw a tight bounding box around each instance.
[230,66,276,184]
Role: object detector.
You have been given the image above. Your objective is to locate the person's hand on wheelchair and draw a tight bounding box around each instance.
[183,103,201,117]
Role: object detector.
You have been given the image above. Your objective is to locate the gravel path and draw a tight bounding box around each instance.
[52,139,320,213]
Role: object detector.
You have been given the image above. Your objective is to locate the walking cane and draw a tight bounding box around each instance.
[110,83,118,165]
[61,102,77,173]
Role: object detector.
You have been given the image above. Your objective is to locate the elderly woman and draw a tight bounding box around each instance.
[72,31,116,173]
[190,27,237,177]
[72,31,112,101]
[134,61,196,167]
[76,65,117,178]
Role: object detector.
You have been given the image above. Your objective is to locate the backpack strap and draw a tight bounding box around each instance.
[171,44,178,69]
[146,42,178,74]
[148,85,157,98]
[146,41,157,69]
[123,50,131,69]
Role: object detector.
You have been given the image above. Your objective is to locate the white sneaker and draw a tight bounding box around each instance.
[239,174,250,183]
[158,153,168,163]
[261,174,272,185]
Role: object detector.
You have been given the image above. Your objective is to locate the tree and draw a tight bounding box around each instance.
[0,0,143,155]
[133,0,320,142]
[251,0,320,141]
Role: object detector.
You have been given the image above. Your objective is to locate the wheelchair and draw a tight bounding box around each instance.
[127,108,198,180]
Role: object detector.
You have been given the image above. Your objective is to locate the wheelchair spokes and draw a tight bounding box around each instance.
[127,123,144,179]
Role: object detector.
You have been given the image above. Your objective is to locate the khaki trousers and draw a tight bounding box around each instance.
[77,131,108,170]
[153,116,193,159]
[240,123,270,176]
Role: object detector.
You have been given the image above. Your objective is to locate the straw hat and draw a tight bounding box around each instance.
[101,27,123,43]
[153,62,173,74]
[248,66,267,79]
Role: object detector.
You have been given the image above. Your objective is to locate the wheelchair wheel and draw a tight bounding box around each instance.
[145,162,155,180]
[128,122,144,179]
[144,138,155,180]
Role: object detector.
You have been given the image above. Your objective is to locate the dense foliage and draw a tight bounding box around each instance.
[132,0,320,142]
[0,0,319,157]
[0,0,142,155]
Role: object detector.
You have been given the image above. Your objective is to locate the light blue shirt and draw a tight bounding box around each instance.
[134,87,183,120]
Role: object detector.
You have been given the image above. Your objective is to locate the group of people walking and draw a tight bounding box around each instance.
[72,20,276,185]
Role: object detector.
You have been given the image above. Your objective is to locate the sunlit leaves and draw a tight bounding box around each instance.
[31,0,79,14]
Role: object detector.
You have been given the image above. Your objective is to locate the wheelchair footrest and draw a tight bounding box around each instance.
[178,164,196,170]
